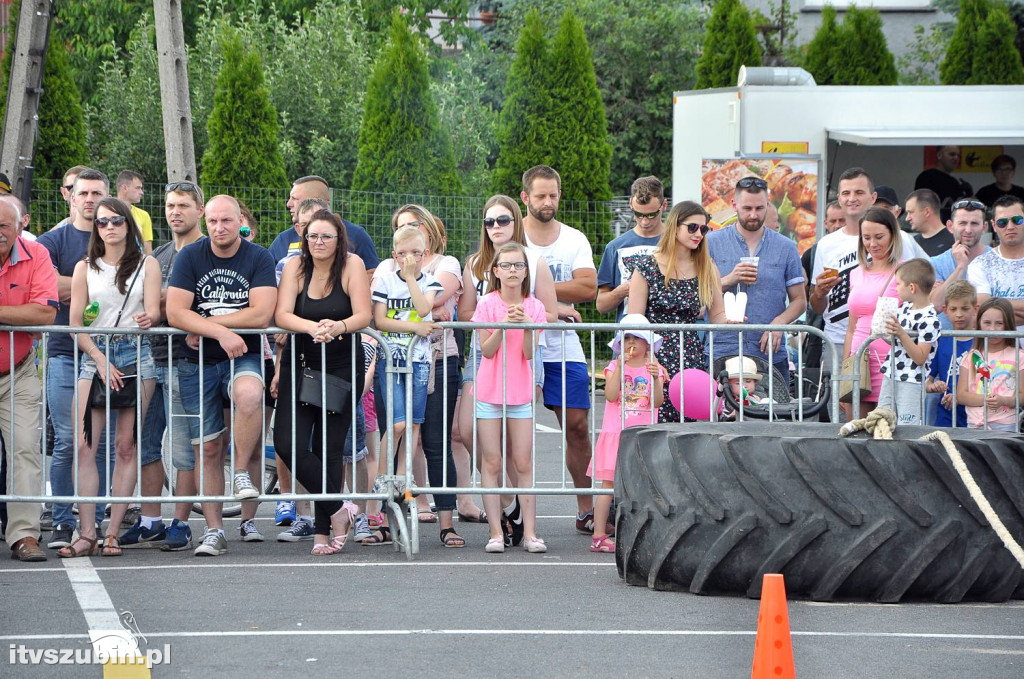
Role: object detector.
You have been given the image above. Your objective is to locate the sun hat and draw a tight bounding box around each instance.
[608,313,663,355]
[724,356,762,382]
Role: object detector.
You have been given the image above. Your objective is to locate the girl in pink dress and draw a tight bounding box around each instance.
[588,314,667,553]
[843,207,905,412]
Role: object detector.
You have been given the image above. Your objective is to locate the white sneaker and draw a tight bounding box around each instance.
[232,472,259,500]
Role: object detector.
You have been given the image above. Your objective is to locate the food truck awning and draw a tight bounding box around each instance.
[827,128,1024,146]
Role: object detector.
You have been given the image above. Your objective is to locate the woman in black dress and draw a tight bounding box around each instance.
[628,201,728,422]
[274,209,371,555]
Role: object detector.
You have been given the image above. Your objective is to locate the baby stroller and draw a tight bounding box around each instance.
[711,355,831,422]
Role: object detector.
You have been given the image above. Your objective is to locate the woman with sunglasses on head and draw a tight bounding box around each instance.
[274,209,371,555]
[58,198,161,558]
[628,201,728,422]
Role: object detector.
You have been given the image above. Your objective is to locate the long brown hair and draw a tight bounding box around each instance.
[972,298,1016,354]
[472,195,524,282]
[88,197,144,294]
[857,206,904,268]
[486,242,531,299]
[298,209,349,292]
[654,201,715,309]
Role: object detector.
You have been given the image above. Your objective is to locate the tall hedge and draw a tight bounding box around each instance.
[969,3,1024,84]
[803,5,839,85]
[350,13,460,198]
[830,7,898,85]
[941,0,990,85]
[546,7,613,249]
[491,8,553,198]
[201,28,288,191]
[694,0,762,89]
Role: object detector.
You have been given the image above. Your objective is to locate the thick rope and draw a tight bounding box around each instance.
[839,408,1024,569]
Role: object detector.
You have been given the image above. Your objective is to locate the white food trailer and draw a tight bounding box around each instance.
[673,75,1024,243]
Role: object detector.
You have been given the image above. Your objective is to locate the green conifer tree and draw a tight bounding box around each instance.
[830,7,898,85]
[802,5,839,85]
[941,0,991,85]
[491,8,553,198]
[349,13,460,234]
[968,4,1024,84]
[201,28,288,193]
[695,0,763,89]
[545,7,613,249]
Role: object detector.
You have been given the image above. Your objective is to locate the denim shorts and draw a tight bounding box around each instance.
[542,361,591,409]
[78,337,157,382]
[475,401,533,420]
[177,354,264,444]
[379,358,429,425]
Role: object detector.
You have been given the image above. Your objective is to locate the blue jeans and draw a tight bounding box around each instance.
[141,363,195,471]
[376,358,429,425]
[47,354,114,529]
[177,354,264,445]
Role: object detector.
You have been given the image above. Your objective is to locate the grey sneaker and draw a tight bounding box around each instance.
[353,514,373,542]
[239,519,264,542]
[276,518,314,542]
[232,471,259,500]
[194,529,228,557]
[121,506,142,529]
[40,508,53,532]
[47,524,75,549]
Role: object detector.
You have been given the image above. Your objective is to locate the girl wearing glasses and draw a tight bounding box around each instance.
[628,201,728,422]
[472,242,547,553]
[457,195,557,542]
[59,198,161,558]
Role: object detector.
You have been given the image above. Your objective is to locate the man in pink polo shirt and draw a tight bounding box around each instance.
[0,199,58,561]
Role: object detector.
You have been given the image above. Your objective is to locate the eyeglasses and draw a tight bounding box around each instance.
[682,221,710,235]
[306,233,338,243]
[395,250,424,259]
[495,261,527,271]
[483,215,514,229]
[994,215,1024,229]
[736,177,768,190]
[951,199,986,212]
[95,216,127,228]
[399,220,424,230]
[632,209,663,221]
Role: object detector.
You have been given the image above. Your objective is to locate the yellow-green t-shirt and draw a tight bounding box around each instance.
[130,205,153,243]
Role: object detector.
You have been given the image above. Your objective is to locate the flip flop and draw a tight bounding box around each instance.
[418,511,438,524]
[457,510,487,523]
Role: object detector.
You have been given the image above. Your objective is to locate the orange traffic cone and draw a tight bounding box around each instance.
[751,573,796,679]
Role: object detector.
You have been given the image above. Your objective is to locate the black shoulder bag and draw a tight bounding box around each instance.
[296,271,352,415]
[88,262,146,409]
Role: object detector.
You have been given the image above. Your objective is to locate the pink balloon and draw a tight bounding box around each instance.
[668,369,721,420]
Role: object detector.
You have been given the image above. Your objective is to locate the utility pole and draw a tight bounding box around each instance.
[0,0,55,206]
[153,0,197,182]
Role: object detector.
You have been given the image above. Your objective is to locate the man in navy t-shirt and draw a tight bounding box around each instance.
[597,176,665,322]
[268,175,379,276]
[167,195,277,557]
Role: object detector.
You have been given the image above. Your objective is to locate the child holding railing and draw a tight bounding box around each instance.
[956,298,1022,431]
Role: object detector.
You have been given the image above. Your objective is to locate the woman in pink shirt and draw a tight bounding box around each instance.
[471,242,547,554]
[843,207,904,414]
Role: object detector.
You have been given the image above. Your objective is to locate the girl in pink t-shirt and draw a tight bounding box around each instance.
[588,315,666,553]
[471,243,547,554]
[956,298,1022,431]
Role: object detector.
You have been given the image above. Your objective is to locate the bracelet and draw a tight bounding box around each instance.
[341,320,348,335]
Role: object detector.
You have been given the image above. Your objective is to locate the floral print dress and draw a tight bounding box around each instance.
[633,254,707,422]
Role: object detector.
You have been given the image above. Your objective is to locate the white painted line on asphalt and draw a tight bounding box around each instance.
[535,424,560,433]
[3,630,1024,642]
[3,560,618,574]
[62,558,125,631]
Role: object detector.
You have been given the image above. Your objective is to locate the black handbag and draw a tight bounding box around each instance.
[87,261,145,410]
[294,273,352,414]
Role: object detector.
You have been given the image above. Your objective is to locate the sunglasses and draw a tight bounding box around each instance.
[95,216,127,228]
[681,221,710,236]
[483,215,514,229]
[632,209,663,221]
[952,199,986,212]
[165,181,199,193]
[994,215,1024,229]
[736,177,768,190]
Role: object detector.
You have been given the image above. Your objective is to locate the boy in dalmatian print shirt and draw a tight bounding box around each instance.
[878,259,942,425]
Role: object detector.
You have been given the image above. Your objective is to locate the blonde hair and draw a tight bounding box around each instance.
[391,204,447,255]
[655,201,715,309]
[471,195,525,282]
[392,225,426,250]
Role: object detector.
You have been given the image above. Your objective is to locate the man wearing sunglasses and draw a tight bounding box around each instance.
[968,195,1024,341]
[928,198,990,325]
[708,176,806,386]
[596,176,665,321]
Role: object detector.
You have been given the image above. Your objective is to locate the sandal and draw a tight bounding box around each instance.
[590,534,616,553]
[101,535,123,557]
[361,526,392,546]
[457,509,486,523]
[367,512,384,529]
[440,528,466,548]
[57,535,99,559]
[418,510,438,524]
[311,540,341,556]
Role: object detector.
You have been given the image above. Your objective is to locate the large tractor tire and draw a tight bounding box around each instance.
[615,422,1024,603]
